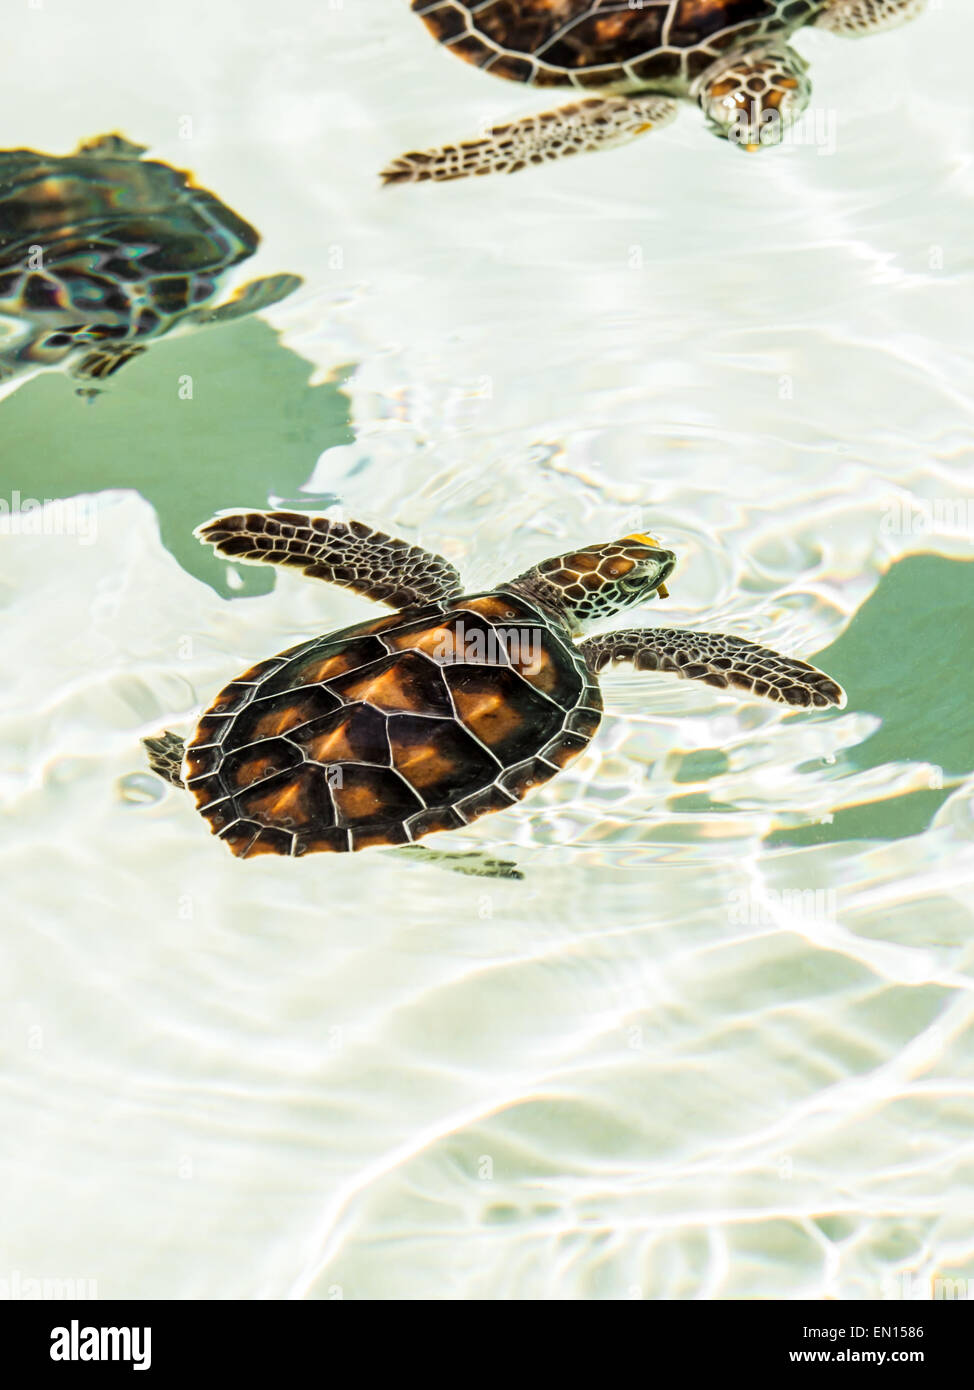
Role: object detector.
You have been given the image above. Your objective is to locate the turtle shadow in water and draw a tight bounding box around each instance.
[0,318,354,598]
[767,553,974,846]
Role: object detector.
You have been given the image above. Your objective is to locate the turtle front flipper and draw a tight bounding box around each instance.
[815,0,927,36]
[381,94,679,185]
[580,629,846,710]
[144,731,187,788]
[191,273,303,326]
[197,510,464,609]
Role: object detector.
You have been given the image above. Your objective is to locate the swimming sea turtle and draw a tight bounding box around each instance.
[0,133,301,389]
[382,0,928,183]
[144,511,845,876]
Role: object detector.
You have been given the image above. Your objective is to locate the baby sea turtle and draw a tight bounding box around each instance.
[383,0,928,183]
[144,511,845,876]
[0,133,301,389]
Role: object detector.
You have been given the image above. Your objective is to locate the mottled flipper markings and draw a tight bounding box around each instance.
[197,510,464,609]
[381,95,679,185]
[580,629,846,710]
[815,0,927,37]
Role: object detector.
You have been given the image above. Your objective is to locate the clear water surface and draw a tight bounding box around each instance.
[0,1,972,1299]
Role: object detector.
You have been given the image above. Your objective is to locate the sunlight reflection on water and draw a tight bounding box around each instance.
[0,0,972,1301]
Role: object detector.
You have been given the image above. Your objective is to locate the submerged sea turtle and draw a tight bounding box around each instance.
[382,0,928,183]
[0,134,301,389]
[144,511,845,876]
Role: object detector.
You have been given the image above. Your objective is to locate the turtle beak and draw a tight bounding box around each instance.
[656,581,669,600]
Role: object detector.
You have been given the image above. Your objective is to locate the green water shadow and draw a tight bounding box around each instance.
[768,552,974,846]
[0,318,354,597]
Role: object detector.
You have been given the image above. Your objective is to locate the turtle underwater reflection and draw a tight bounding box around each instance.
[0,132,301,393]
[144,512,845,875]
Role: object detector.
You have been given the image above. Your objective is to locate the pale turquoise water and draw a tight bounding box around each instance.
[0,1,972,1300]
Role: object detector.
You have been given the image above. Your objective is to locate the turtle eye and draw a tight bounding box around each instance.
[623,550,676,597]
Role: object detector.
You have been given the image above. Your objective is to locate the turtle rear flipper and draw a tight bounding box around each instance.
[191,273,302,326]
[144,731,187,788]
[71,343,147,384]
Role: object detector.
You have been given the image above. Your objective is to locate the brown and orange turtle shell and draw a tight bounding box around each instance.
[412,0,824,91]
[184,592,602,859]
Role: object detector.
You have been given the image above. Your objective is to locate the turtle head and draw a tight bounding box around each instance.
[697,44,811,152]
[505,534,676,634]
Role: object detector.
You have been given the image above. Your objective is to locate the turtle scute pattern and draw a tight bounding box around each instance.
[184,593,603,859]
[412,1,826,90]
